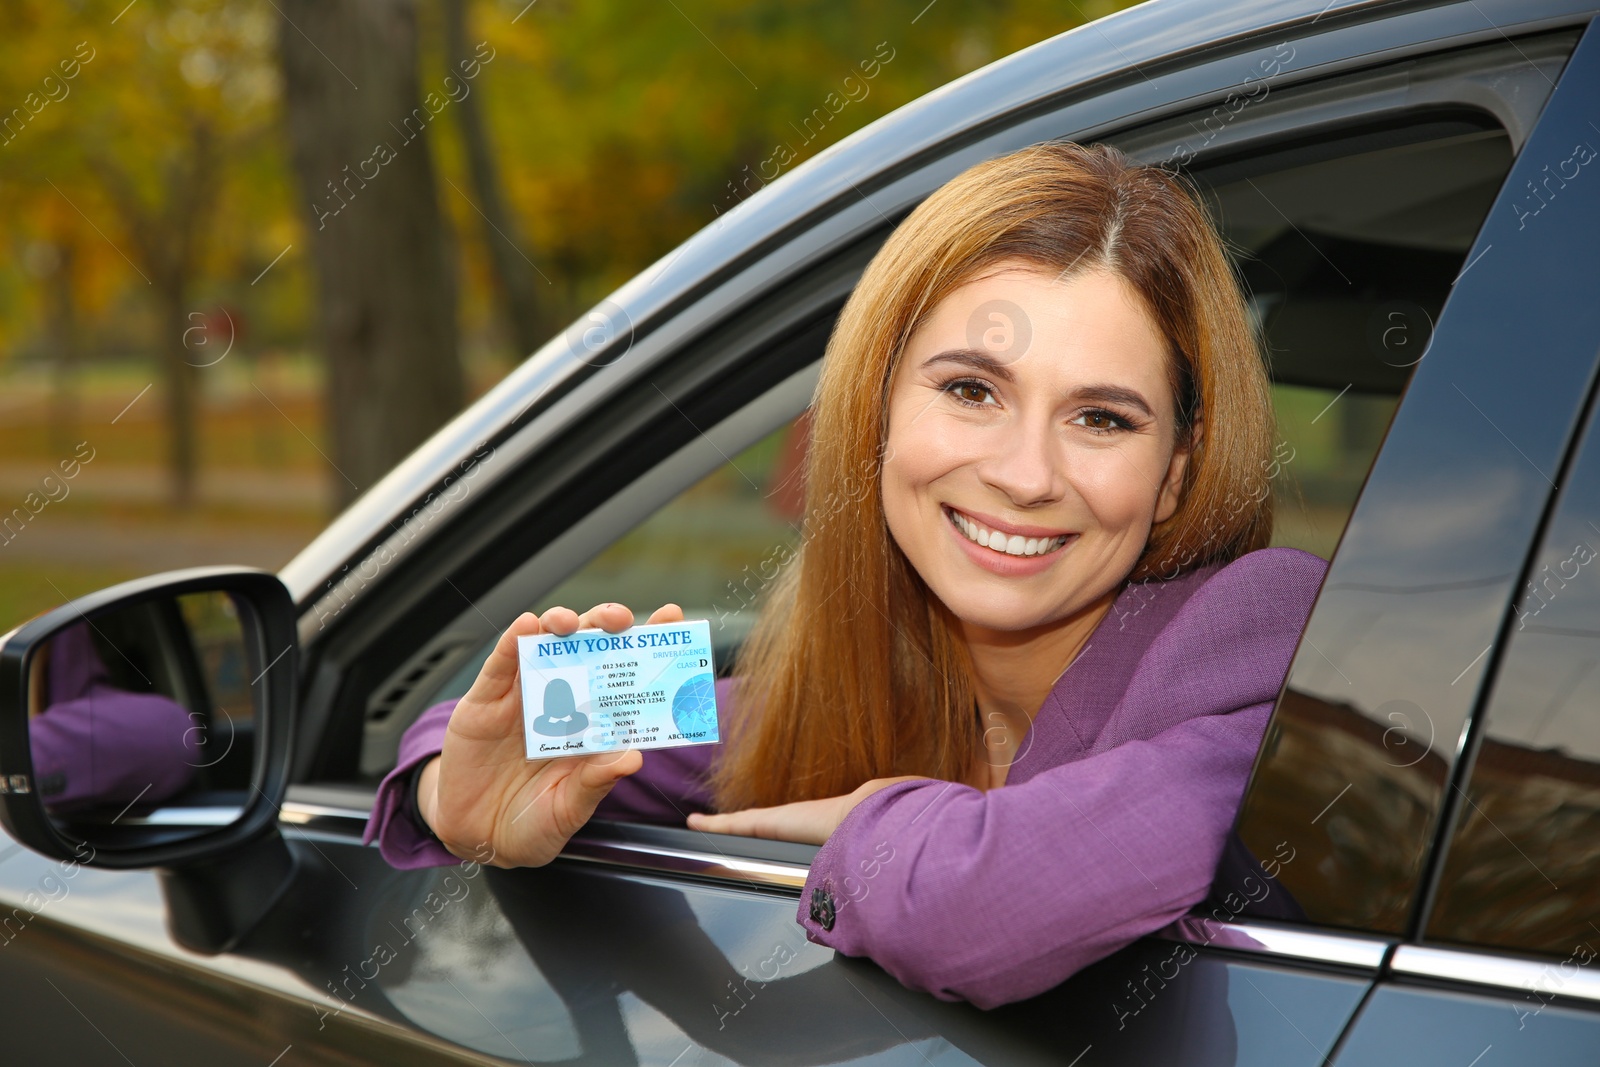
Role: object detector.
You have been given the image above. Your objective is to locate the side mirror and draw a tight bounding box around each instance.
[0,567,297,950]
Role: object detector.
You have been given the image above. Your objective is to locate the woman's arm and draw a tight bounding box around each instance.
[794,547,1327,1009]
[796,701,1270,1008]
[363,699,458,868]
[31,688,201,810]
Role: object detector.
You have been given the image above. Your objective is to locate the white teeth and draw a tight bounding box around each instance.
[946,507,1069,558]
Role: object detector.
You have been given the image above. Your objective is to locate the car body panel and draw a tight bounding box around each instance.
[1331,983,1600,1064]
[0,831,1373,1065]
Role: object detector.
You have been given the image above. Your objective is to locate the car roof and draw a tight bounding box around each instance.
[277,0,1423,609]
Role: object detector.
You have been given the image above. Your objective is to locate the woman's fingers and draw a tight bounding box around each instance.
[584,602,635,632]
[539,605,581,634]
[538,602,683,638]
[540,602,636,635]
[687,798,839,846]
[687,806,794,841]
[574,747,643,790]
[647,603,685,624]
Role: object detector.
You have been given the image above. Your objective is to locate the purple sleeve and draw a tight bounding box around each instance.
[362,699,457,868]
[363,676,738,869]
[797,704,1272,1008]
[31,688,201,811]
[796,549,1325,1009]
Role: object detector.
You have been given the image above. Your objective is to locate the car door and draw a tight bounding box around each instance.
[2,3,1597,1065]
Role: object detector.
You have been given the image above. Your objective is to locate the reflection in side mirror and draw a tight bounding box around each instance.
[0,567,296,951]
[25,591,259,848]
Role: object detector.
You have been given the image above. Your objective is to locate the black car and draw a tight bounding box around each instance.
[4,0,1600,1062]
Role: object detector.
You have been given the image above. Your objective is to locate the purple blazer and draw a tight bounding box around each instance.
[364,545,1327,1009]
[31,621,200,810]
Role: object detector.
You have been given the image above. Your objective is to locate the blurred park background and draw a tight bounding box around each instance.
[3,0,1153,632]
[6,0,1376,638]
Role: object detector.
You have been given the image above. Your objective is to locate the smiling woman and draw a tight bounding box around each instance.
[365,140,1328,1009]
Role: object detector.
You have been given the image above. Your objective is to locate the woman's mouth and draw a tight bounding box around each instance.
[943,505,1073,558]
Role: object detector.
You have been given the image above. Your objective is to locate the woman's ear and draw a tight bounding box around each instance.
[1153,414,1202,525]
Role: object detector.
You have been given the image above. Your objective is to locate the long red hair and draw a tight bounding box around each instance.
[711,141,1275,810]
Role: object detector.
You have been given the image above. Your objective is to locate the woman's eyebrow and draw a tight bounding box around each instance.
[1073,384,1155,418]
[923,350,1157,418]
[922,349,1018,382]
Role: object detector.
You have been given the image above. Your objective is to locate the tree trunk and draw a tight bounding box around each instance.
[158,280,200,509]
[46,240,81,456]
[442,0,545,358]
[277,0,464,509]
[90,117,217,510]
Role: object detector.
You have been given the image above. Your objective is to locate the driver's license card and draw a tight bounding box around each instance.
[518,619,719,759]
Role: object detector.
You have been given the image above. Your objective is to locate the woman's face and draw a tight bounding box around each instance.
[881,262,1193,634]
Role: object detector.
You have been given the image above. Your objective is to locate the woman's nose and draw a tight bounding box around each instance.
[976,416,1064,507]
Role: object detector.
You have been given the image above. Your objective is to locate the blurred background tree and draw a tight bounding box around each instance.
[0,0,1142,628]
[278,0,464,507]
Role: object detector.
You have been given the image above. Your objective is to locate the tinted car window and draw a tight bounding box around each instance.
[1203,127,1512,562]
[1222,130,1520,937]
[1424,388,1600,956]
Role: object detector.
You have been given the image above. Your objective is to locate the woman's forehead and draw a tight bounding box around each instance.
[902,264,1174,400]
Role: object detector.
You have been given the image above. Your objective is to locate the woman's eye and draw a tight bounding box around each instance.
[1072,409,1131,434]
[945,379,996,407]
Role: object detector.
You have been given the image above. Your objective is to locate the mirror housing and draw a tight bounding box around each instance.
[0,566,296,872]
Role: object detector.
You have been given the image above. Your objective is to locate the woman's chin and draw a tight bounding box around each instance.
[937,593,1063,634]
[930,569,1125,635]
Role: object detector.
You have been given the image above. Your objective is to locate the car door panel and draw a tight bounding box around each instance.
[0,831,505,1066]
[1332,983,1600,1065]
[4,820,1371,1066]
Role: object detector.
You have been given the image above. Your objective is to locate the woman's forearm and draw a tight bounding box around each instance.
[796,701,1272,1009]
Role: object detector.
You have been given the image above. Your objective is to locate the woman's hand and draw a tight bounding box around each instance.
[417,601,684,868]
[686,776,928,846]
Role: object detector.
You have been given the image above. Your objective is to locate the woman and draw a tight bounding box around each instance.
[365,141,1327,1009]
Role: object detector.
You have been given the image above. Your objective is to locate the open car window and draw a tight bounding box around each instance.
[409,419,807,705]
[371,131,1509,809]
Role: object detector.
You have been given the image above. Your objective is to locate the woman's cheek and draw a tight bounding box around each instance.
[1073,445,1167,529]
[877,458,920,546]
